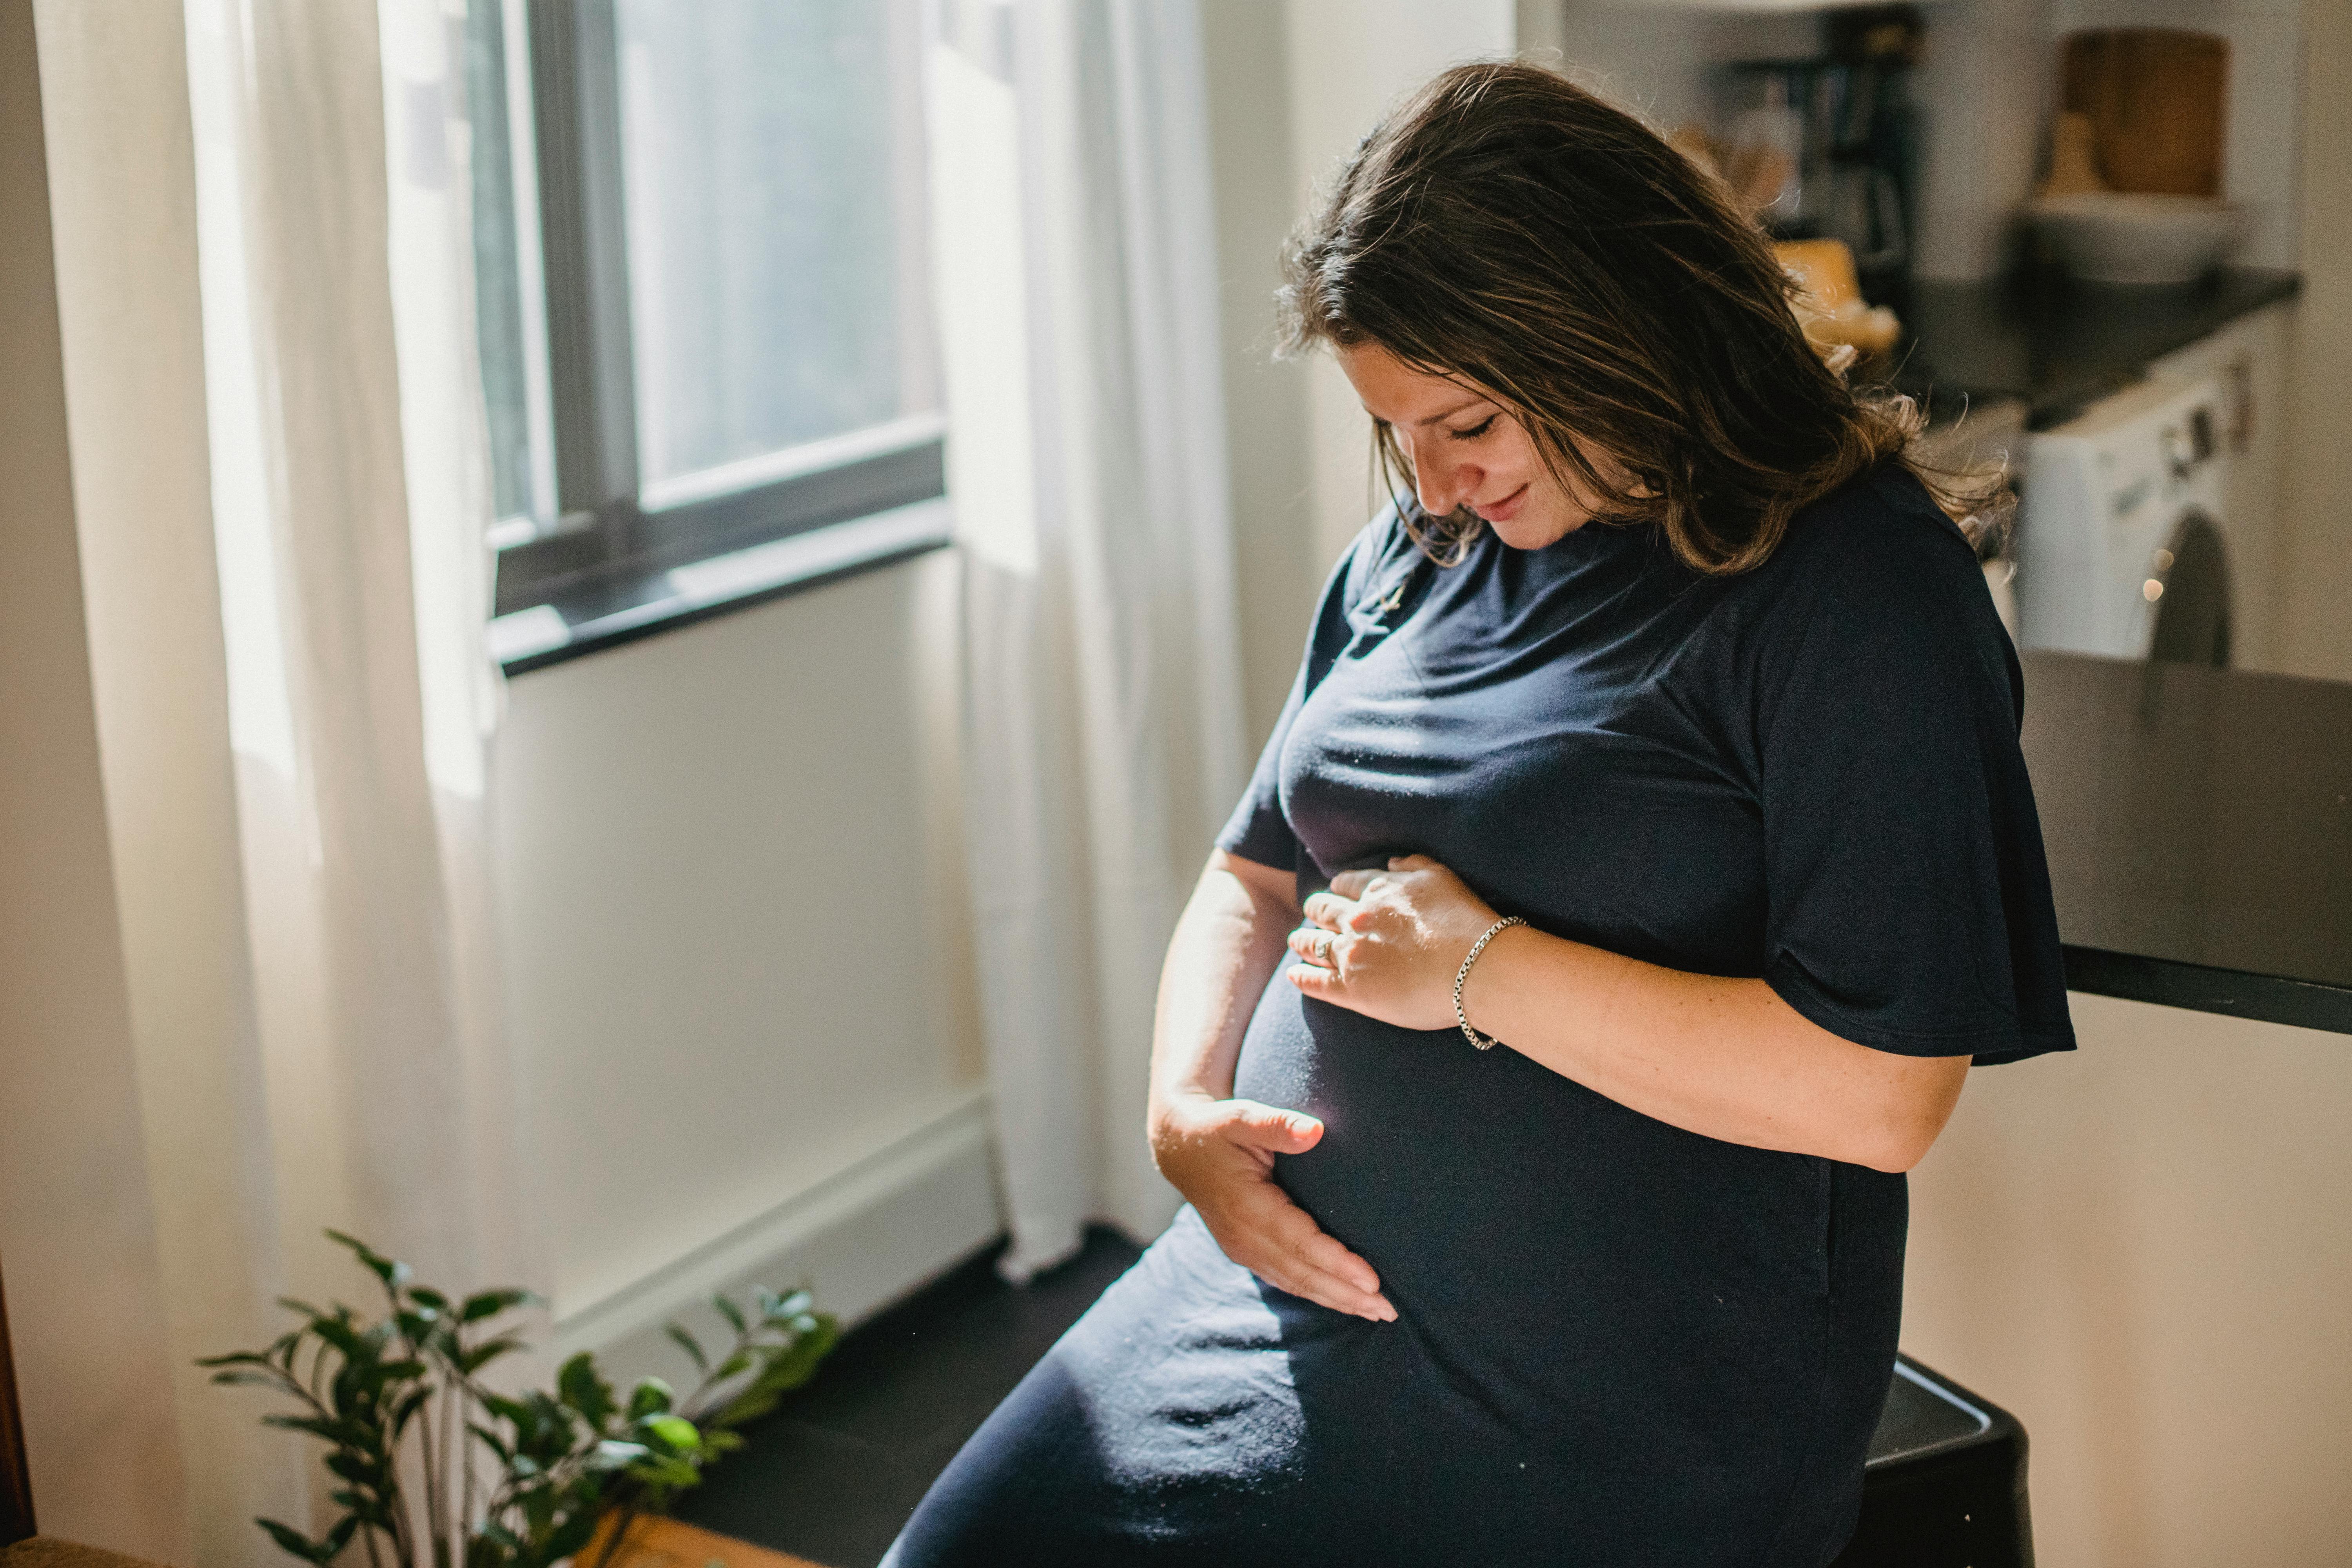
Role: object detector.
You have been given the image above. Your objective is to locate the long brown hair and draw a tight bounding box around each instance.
[1277,61,2006,574]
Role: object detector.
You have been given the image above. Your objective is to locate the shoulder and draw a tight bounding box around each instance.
[1338,501,1421,596]
[1313,501,1423,624]
[1298,503,1426,672]
[1741,462,2020,720]
[1764,463,1984,611]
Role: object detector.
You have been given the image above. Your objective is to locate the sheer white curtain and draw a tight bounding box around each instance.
[41,0,530,1555]
[927,0,1249,1278]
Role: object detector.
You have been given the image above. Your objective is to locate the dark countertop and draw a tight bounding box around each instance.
[1893,267,2302,430]
[2020,652,2352,1034]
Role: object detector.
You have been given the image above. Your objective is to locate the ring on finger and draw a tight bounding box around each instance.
[1317,930,1337,963]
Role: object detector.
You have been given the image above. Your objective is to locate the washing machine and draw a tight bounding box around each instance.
[2015,375,2236,666]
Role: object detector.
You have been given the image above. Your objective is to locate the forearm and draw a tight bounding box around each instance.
[1461,929,1966,1172]
[1149,851,1299,1114]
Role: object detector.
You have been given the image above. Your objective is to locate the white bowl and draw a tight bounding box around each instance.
[2026,193,2244,286]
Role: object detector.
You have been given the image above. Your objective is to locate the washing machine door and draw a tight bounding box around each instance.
[2148,510,2232,667]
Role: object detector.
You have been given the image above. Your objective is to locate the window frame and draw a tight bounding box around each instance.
[483,0,949,666]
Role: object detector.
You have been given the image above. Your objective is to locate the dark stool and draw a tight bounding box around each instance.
[1832,1356,2034,1568]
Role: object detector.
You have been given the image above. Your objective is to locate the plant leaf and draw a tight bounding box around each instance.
[712,1295,747,1336]
[209,1369,292,1390]
[325,1230,411,1292]
[458,1334,524,1375]
[625,1376,674,1420]
[556,1350,617,1427]
[644,1414,701,1455]
[466,1421,514,1462]
[627,1454,703,1490]
[390,1383,434,1436]
[260,1412,361,1444]
[459,1287,536,1323]
[664,1325,708,1375]
[254,1516,327,1563]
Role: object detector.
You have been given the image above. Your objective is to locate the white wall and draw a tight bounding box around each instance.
[1549,1,1824,131]
[1282,0,1517,566]
[2274,0,2352,682]
[495,550,998,1381]
[1905,994,2352,1567]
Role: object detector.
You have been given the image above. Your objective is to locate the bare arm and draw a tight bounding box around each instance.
[1147,849,1298,1106]
[1288,856,1967,1174]
[1146,850,1397,1321]
[1457,927,1967,1172]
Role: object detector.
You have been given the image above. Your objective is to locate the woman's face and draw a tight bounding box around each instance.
[1336,341,1619,551]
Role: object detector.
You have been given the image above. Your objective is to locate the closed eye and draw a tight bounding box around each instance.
[1447,415,1499,441]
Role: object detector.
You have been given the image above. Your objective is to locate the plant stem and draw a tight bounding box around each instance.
[415,1379,445,1568]
[457,1409,476,1568]
[441,1357,463,1566]
[380,1441,418,1568]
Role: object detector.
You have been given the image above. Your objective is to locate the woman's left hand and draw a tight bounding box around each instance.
[1286,855,1501,1031]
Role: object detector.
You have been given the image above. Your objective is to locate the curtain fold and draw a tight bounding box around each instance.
[926,0,1247,1277]
[44,0,531,1554]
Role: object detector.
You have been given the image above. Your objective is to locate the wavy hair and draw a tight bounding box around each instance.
[1276,61,2007,573]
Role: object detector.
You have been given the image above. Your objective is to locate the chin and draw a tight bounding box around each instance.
[1487,511,1587,551]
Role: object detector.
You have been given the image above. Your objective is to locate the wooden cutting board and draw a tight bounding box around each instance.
[2061,28,2229,196]
[591,1513,833,1568]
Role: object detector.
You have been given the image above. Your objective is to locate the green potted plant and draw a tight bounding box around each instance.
[200,1232,836,1568]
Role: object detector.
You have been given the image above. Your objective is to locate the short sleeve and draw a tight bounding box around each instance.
[1756,487,2075,1066]
[1216,510,1409,873]
[1217,656,1312,871]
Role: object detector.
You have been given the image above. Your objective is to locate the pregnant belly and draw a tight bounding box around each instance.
[1229,972,1837,1422]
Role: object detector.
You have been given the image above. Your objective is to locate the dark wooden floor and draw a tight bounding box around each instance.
[673,1227,1143,1568]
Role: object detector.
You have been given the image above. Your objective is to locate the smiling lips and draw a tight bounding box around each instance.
[1472,483,1532,523]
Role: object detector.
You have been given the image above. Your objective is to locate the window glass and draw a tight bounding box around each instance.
[615,0,936,496]
[463,0,535,526]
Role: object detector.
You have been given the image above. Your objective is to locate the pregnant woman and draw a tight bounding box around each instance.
[886,62,2073,1567]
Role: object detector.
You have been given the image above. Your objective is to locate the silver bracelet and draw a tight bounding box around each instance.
[1453,916,1526,1051]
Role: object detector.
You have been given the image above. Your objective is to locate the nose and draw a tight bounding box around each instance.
[1404,431,1478,518]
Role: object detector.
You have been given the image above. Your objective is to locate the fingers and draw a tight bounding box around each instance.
[1180,1101,1397,1323]
[1254,1248,1395,1322]
[1299,889,1354,929]
[1327,868,1374,900]
[1266,1198,1385,1297]
[1286,960,1343,1000]
[1214,1099,1325,1154]
[1286,924,1344,969]
[1387,853,1439,871]
[1214,1183,1395,1322]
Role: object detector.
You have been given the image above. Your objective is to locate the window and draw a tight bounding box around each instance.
[467,0,946,672]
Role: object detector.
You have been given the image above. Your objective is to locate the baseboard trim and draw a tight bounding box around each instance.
[554,1091,1003,1381]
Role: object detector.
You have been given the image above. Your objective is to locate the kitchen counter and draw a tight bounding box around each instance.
[2020,651,2352,1034]
[1893,266,2301,431]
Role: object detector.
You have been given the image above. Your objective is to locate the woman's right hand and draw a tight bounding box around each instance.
[1149,1092,1396,1322]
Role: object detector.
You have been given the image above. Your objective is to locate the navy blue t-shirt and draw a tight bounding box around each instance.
[885,463,2073,1568]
